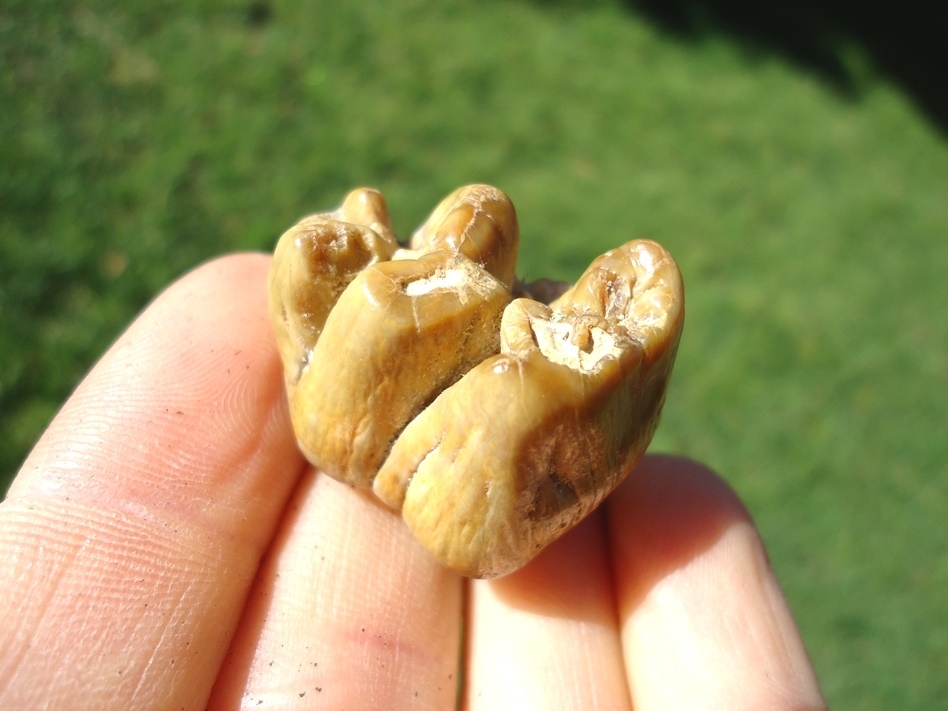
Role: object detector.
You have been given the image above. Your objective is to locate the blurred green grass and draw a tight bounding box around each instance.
[2,0,946,707]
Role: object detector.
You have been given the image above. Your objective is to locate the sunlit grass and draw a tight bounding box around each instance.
[2,1,946,707]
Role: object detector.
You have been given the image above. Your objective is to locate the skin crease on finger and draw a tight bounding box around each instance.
[0,254,306,710]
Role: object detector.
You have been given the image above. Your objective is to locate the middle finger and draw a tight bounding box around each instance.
[463,513,632,710]
[208,468,463,709]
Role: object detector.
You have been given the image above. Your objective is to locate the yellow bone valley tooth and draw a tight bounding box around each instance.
[373,239,684,578]
[268,185,684,577]
[291,250,511,487]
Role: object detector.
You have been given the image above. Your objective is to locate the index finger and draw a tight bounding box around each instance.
[0,254,305,710]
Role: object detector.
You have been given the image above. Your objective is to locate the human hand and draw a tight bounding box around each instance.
[0,255,827,710]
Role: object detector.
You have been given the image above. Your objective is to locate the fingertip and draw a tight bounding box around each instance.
[607,455,827,710]
[607,454,752,604]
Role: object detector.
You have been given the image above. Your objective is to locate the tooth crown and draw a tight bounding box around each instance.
[269,185,684,578]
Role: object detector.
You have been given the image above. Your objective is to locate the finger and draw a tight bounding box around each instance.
[607,455,827,711]
[464,513,632,711]
[208,468,463,710]
[0,254,304,711]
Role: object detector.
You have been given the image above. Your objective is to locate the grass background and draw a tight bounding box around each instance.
[2,0,946,706]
